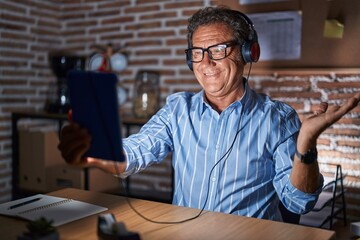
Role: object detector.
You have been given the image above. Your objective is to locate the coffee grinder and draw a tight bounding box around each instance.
[47,53,86,113]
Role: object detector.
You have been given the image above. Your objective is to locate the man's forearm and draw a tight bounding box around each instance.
[87,157,127,175]
[290,153,321,193]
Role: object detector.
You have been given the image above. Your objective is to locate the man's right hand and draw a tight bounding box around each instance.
[58,123,127,175]
[57,123,92,166]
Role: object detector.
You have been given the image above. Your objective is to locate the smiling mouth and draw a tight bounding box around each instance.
[204,72,219,76]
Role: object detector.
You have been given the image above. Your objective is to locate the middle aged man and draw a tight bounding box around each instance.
[58,6,360,221]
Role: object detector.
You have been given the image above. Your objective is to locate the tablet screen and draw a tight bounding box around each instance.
[67,70,125,162]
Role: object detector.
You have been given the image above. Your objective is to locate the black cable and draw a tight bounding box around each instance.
[91,63,252,224]
[117,123,244,224]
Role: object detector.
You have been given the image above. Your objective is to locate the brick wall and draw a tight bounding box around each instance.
[1,0,359,219]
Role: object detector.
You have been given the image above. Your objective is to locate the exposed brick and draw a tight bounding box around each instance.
[61,45,87,52]
[101,16,134,25]
[124,5,161,14]
[1,70,36,77]
[100,33,134,41]
[31,45,60,52]
[317,137,331,146]
[337,118,360,125]
[98,0,131,9]
[317,81,360,89]
[89,26,120,34]
[18,0,59,12]
[30,27,60,36]
[269,91,322,99]
[2,89,36,95]
[65,20,98,28]
[0,79,27,85]
[0,22,27,31]
[0,2,27,14]
[328,92,359,101]
[38,20,61,29]
[140,11,178,20]
[62,29,87,36]
[166,19,189,27]
[30,9,60,19]
[0,98,27,104]
[60,12,86,20]
[0,60,28,68]
[182,9,201,17]
[166,38,187,46]
[2,106,37,113]
[337,140,360,148]
[318,150,360,160]
[323,128,360,136]
[260,80,311,90]
[125,40,162,47]
[164,1,203,9]
[129,59,159,66]
[62,4,94,12]
[89,10,121,18]
[1,13,36,25]
[37,37,62,45]
[125,21,161,31]
[65,37,97,44]
[136,0,168,4]
[163,59,186,66]
[1,32,36,42]
[0,50,33,59]
[135,49,171,56]
[138,30,175,38]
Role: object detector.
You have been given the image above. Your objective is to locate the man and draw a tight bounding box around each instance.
[58,6,360,221]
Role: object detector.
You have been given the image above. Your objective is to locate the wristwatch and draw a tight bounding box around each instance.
[295,147,318,164]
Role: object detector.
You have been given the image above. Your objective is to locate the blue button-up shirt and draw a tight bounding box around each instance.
[122,81,322,221]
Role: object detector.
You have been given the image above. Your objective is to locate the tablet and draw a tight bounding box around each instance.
[67,70,125,162]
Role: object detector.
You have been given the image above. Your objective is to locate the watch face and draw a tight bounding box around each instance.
[89,53,103,71]
[110,53,128,72]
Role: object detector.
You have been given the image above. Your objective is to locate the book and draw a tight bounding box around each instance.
[0,194,108,227]
[67,70,125,162]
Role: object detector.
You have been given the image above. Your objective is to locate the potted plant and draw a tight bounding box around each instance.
[18,217,59,240]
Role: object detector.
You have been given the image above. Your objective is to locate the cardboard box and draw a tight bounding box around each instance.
[19,129,65,192]
[46,165,121,193]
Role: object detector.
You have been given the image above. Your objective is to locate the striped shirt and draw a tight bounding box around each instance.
[122,80,322,221]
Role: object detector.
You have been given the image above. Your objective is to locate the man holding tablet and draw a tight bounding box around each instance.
[58,6,360,221]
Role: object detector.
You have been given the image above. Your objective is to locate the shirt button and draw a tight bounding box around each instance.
[212,177,216,182]
[215,144,220,149]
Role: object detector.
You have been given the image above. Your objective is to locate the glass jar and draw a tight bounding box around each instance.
[133,70,160,118]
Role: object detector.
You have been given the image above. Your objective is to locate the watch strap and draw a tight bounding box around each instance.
[295,147,318,164]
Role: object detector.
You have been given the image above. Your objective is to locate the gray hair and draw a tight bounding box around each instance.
[187,6,251,48]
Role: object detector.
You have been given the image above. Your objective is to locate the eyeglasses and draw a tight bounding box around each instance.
[185,42,239,63]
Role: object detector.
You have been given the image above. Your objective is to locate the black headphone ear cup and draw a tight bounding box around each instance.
[241,40,260,63]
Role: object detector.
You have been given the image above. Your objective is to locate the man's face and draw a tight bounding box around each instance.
[191,23,245,99]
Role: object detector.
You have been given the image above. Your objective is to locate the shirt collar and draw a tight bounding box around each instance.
[197,77,252,115]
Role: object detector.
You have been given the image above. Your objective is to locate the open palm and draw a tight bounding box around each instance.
[297,92,360,152]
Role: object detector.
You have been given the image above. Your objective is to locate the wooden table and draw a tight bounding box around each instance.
[0,188,335,240]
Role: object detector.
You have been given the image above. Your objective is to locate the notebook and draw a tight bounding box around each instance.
[67,70,125,162]
[0,194,107,227]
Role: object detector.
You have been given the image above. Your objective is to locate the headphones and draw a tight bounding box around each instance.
[186,11,260,71]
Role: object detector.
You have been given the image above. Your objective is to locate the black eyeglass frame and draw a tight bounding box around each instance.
[185,41,239,63]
